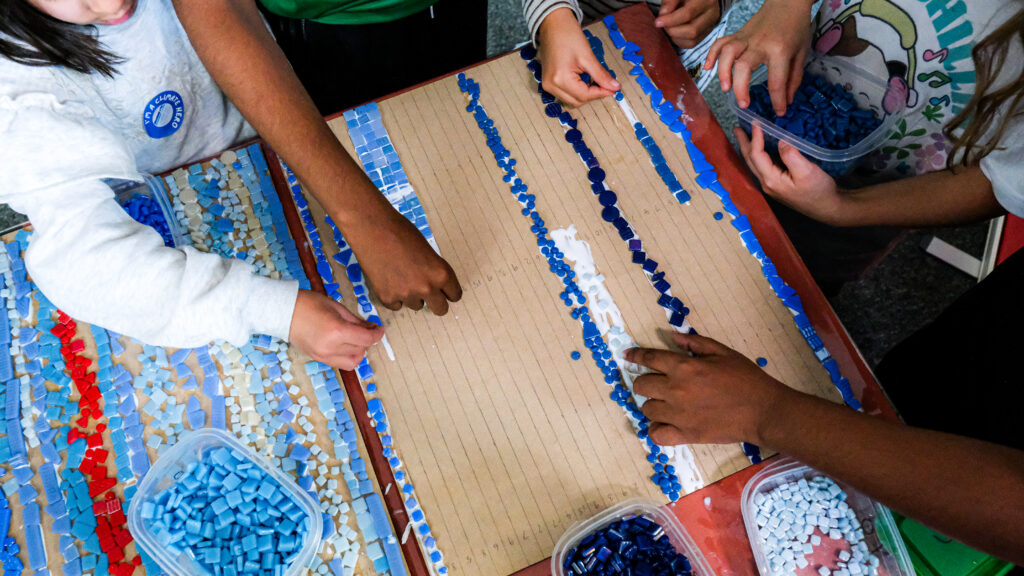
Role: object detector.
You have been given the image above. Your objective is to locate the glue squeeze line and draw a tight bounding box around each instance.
[457,72,688,502]
[602,15,860,410]
[520,49,724,486]
[534,31,764,466]
[520,48,697,337]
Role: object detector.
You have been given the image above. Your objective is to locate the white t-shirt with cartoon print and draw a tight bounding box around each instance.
[811,0,1024,214]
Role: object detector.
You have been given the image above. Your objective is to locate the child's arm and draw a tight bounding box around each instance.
[290,290,384,369]
[527,0,731,106]
[653,0,726,50]
[529,4,621,106]
[735,125,1007,226]
[10,181,380,369]
[625,333,1024,564]
[0,73,380,369]
[706,0,814,115]
[172,0,462,316]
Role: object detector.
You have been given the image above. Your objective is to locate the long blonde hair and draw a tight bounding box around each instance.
[945,8,1024,168]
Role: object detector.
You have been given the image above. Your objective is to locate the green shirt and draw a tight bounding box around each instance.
[259,0,437,25]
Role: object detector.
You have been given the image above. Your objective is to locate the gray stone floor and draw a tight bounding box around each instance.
[0,0,986,372]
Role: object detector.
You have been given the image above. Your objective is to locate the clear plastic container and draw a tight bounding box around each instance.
[106,174,187,247]
[127,429,323,576]
[728,53,901,179]
[551,497,716,576]
[741,458,916,576]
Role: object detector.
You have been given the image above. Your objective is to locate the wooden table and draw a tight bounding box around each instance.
[270,5,900,576]
[509,6,898,576]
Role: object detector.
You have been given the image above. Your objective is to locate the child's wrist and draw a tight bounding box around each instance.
[765,0,815,14]
[538,6,580,45]
[829,188,859,227]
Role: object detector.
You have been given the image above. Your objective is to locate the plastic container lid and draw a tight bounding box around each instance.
[127,429,323,576]
[107,174,188,248]
[741,457,916,576]
[551,497,716,576]
[728,53,901,177]
[893,513,1013,576]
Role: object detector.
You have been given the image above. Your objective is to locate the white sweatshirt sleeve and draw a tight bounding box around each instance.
[980,117,1024,219]
[523,0,583,45]
[0,70,298,348]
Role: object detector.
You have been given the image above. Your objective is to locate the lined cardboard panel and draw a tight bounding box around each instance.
[298,25,843,576]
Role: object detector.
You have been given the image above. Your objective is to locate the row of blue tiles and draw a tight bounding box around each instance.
[518,43,766,474]
[601,15,859,411]
[283,161,409,576]
[457,71,685,501]
[581,28,766,465]
[344,103,437,250]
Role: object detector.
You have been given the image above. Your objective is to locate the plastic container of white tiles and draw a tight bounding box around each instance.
[551,497,716,576]
[741,458,915,576]
[128,428,323,576]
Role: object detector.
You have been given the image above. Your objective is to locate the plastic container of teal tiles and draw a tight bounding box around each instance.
[551,497,716,576]
[128,428,323,576]
[108,174,188,247]
[742,458,915,576]
[728,53,900,179]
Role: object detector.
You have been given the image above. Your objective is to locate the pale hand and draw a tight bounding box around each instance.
[735,124,846,226]
[537,7,621,107]
[655,0,721,50]
[289,289,385,370]
[625,332,793,446]
[344,204,463,315]
[705,0,812,115]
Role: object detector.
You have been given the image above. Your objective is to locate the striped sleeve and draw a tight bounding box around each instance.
[523,0,583,45]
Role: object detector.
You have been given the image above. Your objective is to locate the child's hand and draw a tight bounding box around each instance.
[289,289,385,370]
[654,0,721,50]
[736,124,845,225]
[625,332,793,446]
[537,7,621,107]
[705,0,812,116]
[348,206,463,315]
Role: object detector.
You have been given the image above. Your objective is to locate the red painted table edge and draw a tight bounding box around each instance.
[997,215,1024,265]
[262,146,432,576]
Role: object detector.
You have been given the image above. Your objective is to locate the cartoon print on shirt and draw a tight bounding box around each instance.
[813,0,920,115]
[810,0,985,179]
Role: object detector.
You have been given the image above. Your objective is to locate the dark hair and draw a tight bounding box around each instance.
[945,7,1024,168]
[0,0,122,77]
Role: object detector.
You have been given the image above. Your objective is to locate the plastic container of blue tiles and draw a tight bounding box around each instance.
[741,458,915,576]
[551,497,716,576]
[127,428,323,576]
[729,53,900,179]
[108,174,188,247]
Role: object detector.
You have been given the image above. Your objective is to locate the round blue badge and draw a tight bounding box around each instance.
[142,90,185,139]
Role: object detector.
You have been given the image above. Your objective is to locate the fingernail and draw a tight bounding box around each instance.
[655,19,663,27]
[611,80,621,88]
